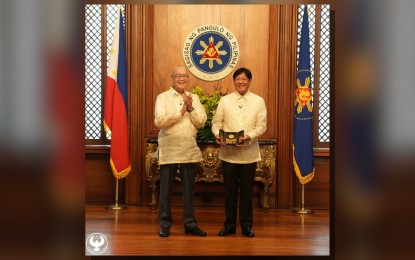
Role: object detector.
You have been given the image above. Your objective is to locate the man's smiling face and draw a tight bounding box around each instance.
[172,66,189,94]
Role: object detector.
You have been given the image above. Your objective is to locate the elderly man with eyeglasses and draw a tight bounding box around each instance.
[154,65,208,237]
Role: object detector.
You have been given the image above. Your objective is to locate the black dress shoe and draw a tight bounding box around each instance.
[159,227,170,237]
[218,227,236,236]
[241,227,255,237]
[185,226,207,236]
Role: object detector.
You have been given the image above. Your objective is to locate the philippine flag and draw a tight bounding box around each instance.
[103,8,131,179]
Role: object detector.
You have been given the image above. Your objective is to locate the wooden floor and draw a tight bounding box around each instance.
[85,205,330,256]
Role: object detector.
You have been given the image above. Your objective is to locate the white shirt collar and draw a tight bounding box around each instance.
[234,90,251,101]
[170,87,190,96]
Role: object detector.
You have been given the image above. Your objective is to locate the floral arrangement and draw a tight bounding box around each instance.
[192,85,223,141]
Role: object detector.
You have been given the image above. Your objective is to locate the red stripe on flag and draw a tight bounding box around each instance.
[104,76,130,179]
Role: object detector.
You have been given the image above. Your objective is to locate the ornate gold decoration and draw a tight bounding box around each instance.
[198,146,223,183]
[255,145,276,212]
[145,143,160,210]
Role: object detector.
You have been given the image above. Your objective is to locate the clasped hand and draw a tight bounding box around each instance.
[180,93,193,115]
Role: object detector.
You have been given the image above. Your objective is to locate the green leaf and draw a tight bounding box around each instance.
[192,86,222,141]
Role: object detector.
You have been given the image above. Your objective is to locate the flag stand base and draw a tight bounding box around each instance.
[292,207,313,214]
[292,184,313,214]
[106,203,127,210]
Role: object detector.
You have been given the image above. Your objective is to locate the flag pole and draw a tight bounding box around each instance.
[292,184,313,214]
[106,179,127,210]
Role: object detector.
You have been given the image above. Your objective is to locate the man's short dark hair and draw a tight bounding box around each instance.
[233,67,252,80]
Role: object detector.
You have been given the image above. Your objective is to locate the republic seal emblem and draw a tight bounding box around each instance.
[86,233,108,255]
[183,24,239,81]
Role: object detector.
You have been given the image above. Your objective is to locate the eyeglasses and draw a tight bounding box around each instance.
[172,74,189,79]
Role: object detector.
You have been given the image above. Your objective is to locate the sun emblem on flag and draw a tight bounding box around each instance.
[195,36,228,69]
[295,76,313,114]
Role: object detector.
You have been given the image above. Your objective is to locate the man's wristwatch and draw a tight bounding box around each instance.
[187,107,195,112]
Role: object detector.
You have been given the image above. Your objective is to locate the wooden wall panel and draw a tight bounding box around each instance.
[243,5,270,101]
[294,156,330,209]
[124,5,144,205]
[274,5,298,208]
[85,153,125,204]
